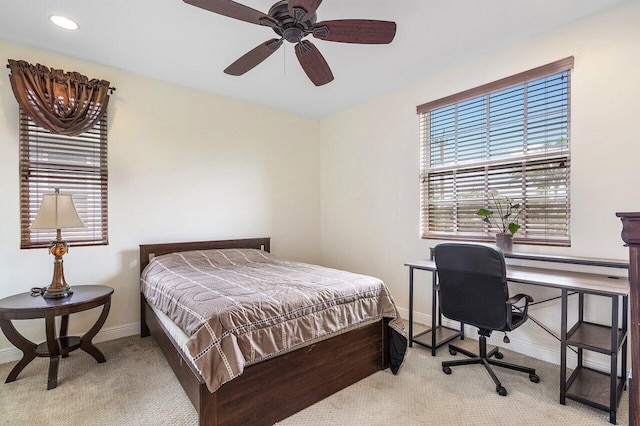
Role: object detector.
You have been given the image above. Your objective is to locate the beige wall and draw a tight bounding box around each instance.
[319,0,640,365]
[0,41,321,355]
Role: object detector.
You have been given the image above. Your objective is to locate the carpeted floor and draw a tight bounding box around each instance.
[0,333,629,425]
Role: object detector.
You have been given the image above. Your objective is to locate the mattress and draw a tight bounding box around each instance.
[149,302,190,354]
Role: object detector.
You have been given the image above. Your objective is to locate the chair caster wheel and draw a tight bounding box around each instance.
[449,348,457,356]
[443,366,452,375]
[529,374,540,383]
[496,386,507,396]
[494,352,504,359]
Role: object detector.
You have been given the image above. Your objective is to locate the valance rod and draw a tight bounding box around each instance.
[5,64,116,93]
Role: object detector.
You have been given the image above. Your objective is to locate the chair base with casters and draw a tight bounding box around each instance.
[442,330,540,396]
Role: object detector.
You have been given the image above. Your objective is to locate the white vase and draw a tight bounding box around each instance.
[495,233,513,252]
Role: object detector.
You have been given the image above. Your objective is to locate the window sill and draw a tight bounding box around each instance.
[421,233,571,247]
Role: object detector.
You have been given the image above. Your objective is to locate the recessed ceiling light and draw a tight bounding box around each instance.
[49,15,79,30]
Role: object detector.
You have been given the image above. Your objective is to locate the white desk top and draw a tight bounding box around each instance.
[405,260,629,297]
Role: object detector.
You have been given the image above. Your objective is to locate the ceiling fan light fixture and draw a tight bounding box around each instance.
[49,15,79,30]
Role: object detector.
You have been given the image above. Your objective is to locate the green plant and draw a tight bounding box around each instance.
[476,190,524,234]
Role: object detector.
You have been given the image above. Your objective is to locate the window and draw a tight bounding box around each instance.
[20,109,108,248]
[417,58,573,246]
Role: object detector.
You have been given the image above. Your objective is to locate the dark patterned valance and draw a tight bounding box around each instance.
[7,59,114,136]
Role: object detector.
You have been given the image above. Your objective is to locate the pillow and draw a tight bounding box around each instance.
[153,248,275,269]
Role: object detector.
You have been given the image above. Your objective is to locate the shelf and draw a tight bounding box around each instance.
[35,336,81,357]
[565,366,626,412]
[412,326,462,349]
[561,292,629,424]
[566,322,627,354]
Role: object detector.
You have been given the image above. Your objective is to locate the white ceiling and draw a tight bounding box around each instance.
[0,0,625,118]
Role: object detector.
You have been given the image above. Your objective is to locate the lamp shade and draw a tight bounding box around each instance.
[31,191,85,230]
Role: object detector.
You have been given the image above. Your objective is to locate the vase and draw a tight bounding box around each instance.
[495,233,513,253]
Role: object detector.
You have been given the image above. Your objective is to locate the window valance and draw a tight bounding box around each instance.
[7,59,114,136]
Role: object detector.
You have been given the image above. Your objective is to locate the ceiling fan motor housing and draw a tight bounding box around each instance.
[268,0,316,43]
[283,27,304,43]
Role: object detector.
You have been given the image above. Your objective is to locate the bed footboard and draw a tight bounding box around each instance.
[144,297,389,426]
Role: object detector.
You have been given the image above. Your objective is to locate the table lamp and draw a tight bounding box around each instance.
[31,188,86,299]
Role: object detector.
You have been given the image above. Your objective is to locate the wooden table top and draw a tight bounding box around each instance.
[0,285,113,320]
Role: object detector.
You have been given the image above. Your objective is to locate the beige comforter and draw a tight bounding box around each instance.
[141,248,406,393]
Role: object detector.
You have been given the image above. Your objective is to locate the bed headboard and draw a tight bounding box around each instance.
[139,237,271,273]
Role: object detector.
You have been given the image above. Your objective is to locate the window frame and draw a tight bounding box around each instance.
[417,58,573,246]
[19,109,109,249]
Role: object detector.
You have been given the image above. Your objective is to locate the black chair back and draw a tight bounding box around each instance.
[434,243,509,331]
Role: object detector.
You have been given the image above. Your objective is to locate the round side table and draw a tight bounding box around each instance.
[0,285,113,389]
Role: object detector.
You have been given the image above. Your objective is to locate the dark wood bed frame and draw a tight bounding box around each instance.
[140,238,390,426]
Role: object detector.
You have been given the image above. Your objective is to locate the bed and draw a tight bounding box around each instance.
[139,237,406,426]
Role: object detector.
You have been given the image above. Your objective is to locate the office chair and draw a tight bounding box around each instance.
[434,243,540,396]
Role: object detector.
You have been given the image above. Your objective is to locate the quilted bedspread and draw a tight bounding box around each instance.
[141,248,407,392]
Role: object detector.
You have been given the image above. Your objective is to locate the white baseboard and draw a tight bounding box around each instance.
[0,322,140,365]
[396,307,619,375]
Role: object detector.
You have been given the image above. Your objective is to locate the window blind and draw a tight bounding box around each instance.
[20,109,108,248]
[418,58,572,246]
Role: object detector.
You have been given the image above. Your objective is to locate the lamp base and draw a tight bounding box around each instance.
[44,287,73,299]
[44,239,73,299]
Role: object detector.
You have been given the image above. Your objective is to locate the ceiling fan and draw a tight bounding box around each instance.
[183,0,397,86]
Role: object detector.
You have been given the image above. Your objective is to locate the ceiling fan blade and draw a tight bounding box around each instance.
[295,40,334,87]
[313,20,397,44]
[224,39,283,76]
[183,0,276,26]
[288,0,322,22]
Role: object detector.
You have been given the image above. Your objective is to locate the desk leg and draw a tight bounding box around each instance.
[577,293,583,371]
[80,298,111,363]
[409,267,414,348]
[0,319,37,383]
[45,312,60,390]
[560,288,568,405]
[431,271,437,356]
[610,295,619,425]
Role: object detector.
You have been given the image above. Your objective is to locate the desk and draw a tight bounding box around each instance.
[405,259,629,424]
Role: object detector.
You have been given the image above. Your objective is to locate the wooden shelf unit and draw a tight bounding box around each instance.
[565,366,626,412]
[412,325,463,351]
[560,291,628,424]
[406,259,465,356]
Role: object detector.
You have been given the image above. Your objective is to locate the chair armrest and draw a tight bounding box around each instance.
[505,293,533,330]
[506,293,533,305]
